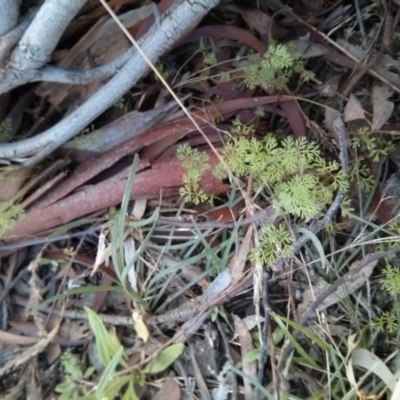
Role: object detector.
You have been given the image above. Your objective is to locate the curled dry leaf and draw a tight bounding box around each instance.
[62,100,179,160]
[372,84,394,130]
[131,198,147,220]
[153,378,181,400]
[240,8,289,39]
[2,152,230,242]
[347,348,400,395]
[0,166,34,202]
[124,236,138,292]
[337,39,400,93]
[0,315,62,377]
[132,310,149,342]
[344,93,365,122]
[318,74,341,98]
[291,35,328,59]
[298,259,378,320]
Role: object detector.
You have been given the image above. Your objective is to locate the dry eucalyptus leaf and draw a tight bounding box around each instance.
[27,362,43,400]
[298,259,378,319]
[132,198,147,220]
[0,318,61,377]
[372,84,394,130]
[92,228,107,275]
[324,108,335,131]
[318,74,341,98]
[291,35,328,59]
[241,9,288,39]
[153,378,181,400]
[337,39,400,89]
[344,93,365,122]
[124,236,137,292]
[242,314,265,331]
[132,310,149,342]
[0,167,33,202]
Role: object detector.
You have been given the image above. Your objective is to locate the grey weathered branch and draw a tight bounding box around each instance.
[36,46,136,84]
[0,0,87,94]
[0,0,220,165]
[0,5,38,67]
[0,0,20,37]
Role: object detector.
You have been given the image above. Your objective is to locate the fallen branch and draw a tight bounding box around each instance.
[0,0,220,164]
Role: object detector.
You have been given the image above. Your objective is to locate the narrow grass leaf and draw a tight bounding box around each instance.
[49,217,105,238]
[34,285,123,311]
[123,380,139,400]
[272,313,320,368]
[122,208,159,283]
[111,213,125,281]
[221,216,243,270]
[99,375,134,400]
[230,366,273,399]
[96,345,124,396]
[272,312,330,352]
[85,307,126,367]
[296,226,325,268]
[119,154,140,240]
[113,155,140,283]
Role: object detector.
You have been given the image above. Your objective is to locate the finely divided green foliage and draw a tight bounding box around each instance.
[177,133,348,264]
[243,43,314,90]
[0,117,12,141]
[177,143,211,204]
[377,222,400,297]
[251,224,294,265]
[219,134,348,219]
[352,135,395,163]
[0,200,24,238]
[370,311,398,333]
[55,352,95,400]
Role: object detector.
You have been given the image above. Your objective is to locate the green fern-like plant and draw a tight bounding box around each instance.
[0,200,25,238]
[231,118,256,136]
[370,311,398,334]
[177,133,349,217]
[350,161,375,192]
[251,224,294,265]
[0,117,12,142]
[352,136,395,163]
[380,264,400,297]
[243,43,314,90]
[113,96,125,110]
[218,135,348,219]
[177,143,211,204]
[55,352,95,399]
[378,222,400,297]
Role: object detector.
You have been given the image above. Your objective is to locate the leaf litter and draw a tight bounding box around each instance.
[1,1,400,399]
